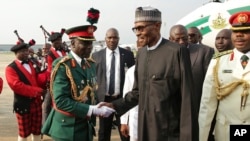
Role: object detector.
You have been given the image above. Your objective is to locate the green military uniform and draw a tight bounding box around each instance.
[42,53,97,141]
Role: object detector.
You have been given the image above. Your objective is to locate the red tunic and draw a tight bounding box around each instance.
[5,60,44,137]
[46,47,67,73]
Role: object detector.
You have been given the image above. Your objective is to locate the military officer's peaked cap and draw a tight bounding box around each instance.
[65,25,97,41]
[229,11,250,31]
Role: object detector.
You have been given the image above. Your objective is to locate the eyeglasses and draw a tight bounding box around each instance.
[188,33,196,37]
[132,23,154,33]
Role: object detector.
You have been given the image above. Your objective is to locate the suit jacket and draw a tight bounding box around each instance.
[199,49,250,141]
[113,39,198,141]
[189,43,214,108]
[42,53,97,141]
[92,47,135,102]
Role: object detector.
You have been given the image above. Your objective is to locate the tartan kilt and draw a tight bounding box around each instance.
[16,98,42,138]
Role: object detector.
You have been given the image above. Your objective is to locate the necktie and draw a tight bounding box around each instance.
[108,51,115,95]
[241,55,249,69]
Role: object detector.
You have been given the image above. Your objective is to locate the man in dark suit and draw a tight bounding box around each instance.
[169,25,214,109]
[170,25,214,141]
[92,28,135,141]
[187,26,203,45]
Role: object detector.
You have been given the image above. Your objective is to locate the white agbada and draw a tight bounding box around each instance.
[120,65,138,141]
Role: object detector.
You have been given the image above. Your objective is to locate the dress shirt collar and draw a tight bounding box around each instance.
[70,50,82,66]
[234,48,250,61]
[106,46,119,55]
[147,36,163,50]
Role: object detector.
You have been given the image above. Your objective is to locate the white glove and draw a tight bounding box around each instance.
[88,104,115,117]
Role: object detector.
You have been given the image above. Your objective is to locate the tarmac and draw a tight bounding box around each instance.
[0,53,121,141]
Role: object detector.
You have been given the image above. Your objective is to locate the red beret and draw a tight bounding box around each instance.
[229,11,250,31]
[65,25,97,41]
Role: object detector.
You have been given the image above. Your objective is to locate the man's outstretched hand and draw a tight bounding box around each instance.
[97,102,114,109]
[89,102,115,117]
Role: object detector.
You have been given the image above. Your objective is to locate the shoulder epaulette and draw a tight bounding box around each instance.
[53,56,71,66]
[213,50,233,59]
[58,56,71,63]
[86,57,96,63]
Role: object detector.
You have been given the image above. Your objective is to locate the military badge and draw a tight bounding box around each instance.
[237,13,248,24]
[211,13,227,29]
[222,70,232,73]
[71,59,76,68]
[87,26,95,34]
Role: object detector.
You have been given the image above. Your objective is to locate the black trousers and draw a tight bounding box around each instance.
[42,91,52,125]
[98,96,129,141]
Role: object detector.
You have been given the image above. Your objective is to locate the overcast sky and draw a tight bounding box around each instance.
[0,0,209,45]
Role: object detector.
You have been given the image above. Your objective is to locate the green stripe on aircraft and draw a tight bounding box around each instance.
[228,5,250,15]
[200,26,211,35]
[184,5,250,36]
[185,16,210,28]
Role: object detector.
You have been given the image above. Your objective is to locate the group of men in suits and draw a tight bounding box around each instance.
[169,24,215,110]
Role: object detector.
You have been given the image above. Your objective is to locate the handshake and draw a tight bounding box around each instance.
[89,102,115,117]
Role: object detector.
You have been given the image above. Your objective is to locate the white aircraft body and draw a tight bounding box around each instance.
[176,0,250,47]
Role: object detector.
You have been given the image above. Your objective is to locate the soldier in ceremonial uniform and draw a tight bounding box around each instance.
[41,24,115,141]
[199,11,250,141]
[5,39,47,141]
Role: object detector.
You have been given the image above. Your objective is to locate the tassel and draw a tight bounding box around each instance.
[87,8,100,25]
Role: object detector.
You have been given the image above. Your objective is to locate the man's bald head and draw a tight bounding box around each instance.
[169,24,188,47]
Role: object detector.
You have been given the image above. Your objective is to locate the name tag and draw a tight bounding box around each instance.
[222,70,232,73]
